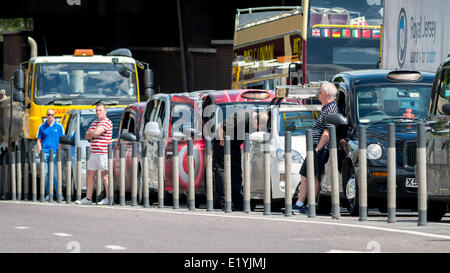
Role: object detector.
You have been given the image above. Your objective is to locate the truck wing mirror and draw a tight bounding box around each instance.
[326,113,348,126]
[13,91,25,103]
[443,102,450,116]
[14,69,25,91]
[120,132,137,142]
[145,121,161,138]
[59,135,75,146]
[144,68,154,98]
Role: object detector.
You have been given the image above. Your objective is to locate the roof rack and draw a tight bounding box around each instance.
[275,82,322,99]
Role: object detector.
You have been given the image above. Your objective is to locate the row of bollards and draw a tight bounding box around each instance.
[0,123,429,226]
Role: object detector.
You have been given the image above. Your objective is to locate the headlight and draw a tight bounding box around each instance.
[276,148,304,164]
[367,143,383,160]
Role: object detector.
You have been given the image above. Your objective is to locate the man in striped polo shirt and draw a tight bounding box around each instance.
[293,82,339,213]
[76,103,112,205]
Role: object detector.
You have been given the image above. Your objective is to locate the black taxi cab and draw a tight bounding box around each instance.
[426,56,450,221]
[321,70,435,216]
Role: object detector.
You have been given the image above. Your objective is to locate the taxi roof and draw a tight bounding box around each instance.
[203,89,274,103]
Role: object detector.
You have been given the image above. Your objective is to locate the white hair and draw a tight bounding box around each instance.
[321,82,337,99]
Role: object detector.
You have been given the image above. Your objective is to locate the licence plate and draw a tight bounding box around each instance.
[405,178,418,188]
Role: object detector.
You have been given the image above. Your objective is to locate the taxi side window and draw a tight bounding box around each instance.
[437,68,450,115]
[156,101,166,130]
[120,111,131,135]
[336,90,346,116]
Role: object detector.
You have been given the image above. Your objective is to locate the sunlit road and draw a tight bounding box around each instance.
[0,201,449,253]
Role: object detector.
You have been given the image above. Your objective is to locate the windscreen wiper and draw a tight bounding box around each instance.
[371,117,421,125]
[92,99,119,106]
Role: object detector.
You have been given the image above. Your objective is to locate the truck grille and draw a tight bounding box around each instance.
[405,142,417,167]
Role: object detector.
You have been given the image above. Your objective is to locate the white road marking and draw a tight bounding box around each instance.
[14,226,30,230]
[105,245,127,250]
[54,233,72,237]
[5,201,450,241]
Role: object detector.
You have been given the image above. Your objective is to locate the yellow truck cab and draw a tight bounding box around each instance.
[11,47,154,161]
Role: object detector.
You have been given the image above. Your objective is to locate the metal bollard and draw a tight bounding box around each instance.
[24,150,29,201]
[306,129,316,218]
[205,138,213,212]
[108,144,114,205]
[358,126,368,221]
[96,170,102,202]
[11,150,16,201]
[285,131,292,217]
[120,143,126,206]
[76,147,82,201]
[158,140,164,208]
[387,123,396,223]
[188,139,195,211]
[329,125,340,219]
[66,146,72,203]
[131,142,138,206]
[31,151,37,202]
[172,140,179,209]
[5,151,10,200]
[142,142,150,208]
[417,122,427,226]
[224,136,232,213]
[263,133,271,216]
[243,133,251,214]
[40,150,45,202]
[57,148,62,203]
[16,149,22,201]
[49,149,54,202]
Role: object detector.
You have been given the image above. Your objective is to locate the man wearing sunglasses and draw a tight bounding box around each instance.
[37,109,65,201]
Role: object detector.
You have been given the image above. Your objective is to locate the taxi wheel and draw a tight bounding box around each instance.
[343,167,359,216]
[428,200,448,222]
[316,194,331,215]
[271,199,284,212]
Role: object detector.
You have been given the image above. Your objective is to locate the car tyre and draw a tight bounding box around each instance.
[343,167,359,216]
[428,200,448,222]
[316,193,331,215]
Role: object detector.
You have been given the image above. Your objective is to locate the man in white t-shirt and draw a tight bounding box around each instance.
[76,103,112,205]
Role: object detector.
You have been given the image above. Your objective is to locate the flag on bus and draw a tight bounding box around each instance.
[372,29,380,38]
[342,29,351,38]
[312,28,321,37]
[362,29,371,38]
[322,29,330,37]
[352,29,360,38]
[332,29,341,37]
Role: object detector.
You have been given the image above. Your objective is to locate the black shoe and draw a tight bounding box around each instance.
[292,204,307,214]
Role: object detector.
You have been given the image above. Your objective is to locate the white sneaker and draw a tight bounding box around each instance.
[97,198,109,205]
[75,197,92,205]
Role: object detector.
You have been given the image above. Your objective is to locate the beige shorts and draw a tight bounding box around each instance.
[87,153,108,171]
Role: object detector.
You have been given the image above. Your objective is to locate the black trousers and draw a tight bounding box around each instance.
[213,163,243,211]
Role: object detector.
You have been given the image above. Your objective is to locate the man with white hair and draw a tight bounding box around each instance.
[293,82,339,213]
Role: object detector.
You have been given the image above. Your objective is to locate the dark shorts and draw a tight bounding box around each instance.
[299,147,329,178]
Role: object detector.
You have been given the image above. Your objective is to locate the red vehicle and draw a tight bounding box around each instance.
[142,93,205,203]
[112,102,146,199]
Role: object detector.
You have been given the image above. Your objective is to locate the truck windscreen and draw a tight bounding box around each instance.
[33,63,137,101]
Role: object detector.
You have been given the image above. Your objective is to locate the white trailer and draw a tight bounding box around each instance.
[381,0,450,72]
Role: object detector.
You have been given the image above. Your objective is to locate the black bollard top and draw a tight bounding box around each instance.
[173,140,179,156]
[244,133,249,153]
[108,144,113,159]
[359,126,367,149]
[417,122,426,148]
[187,138,193,156]
[57,148,61,162]
[285,131,292,153]
[158,140,164,157]
[41,149,45,161]
[224,136,230,156]
[120,143,125,158]
[49,149,54,158]
[328,125,336,149]
[77,146,81,161]
[16,149,21,162]
[205,137,211,156]
[306,129,313,152]
[132,142,138,158]
[388,123,395,148]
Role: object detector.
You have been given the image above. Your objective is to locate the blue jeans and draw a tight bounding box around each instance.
[43,153,58,196]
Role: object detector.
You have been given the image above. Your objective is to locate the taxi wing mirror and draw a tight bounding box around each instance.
[249,131,266,143]
[145,121,161,138]
[59,135,75,146]
[326,113,348,126]
[443,102,450,116]
[121,132,137,142]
